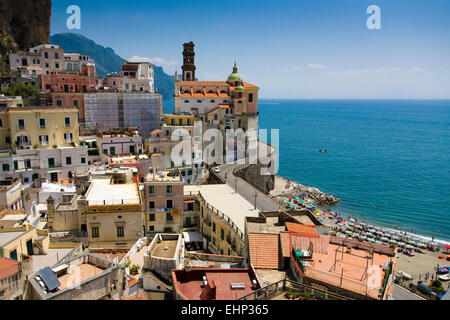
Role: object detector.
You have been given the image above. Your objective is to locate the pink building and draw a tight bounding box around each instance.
[38,65,96,93]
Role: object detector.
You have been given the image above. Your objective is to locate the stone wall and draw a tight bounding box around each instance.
[235,163,275,195]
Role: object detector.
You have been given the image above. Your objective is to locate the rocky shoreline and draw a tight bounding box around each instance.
[273,176,340,206]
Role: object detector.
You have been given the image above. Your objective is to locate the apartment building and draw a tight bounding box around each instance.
[0,105,88,183]
[143,170,184,235]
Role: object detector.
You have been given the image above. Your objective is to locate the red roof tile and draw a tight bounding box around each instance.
[248,233,281,269]
[280,231,291,258]
[285,222,319,237]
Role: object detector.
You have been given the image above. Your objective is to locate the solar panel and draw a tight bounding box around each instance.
[38,266,61,291]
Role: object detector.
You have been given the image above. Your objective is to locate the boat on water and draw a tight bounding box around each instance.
[437,267,449,275]
[318,149,328,152]
[438,274,450,282]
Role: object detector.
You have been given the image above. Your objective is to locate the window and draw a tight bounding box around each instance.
[212,222,216,232]
[39,135,49,145]
[117,226,124,238]
[66,156,72,165]
[64,133,73,143]
[0,119,2,127]
[92,227,99,238]
[44,52,48,59]
[221,229,224,240]
[39,118,46,129]
[149,226,154,232]
[179,119,183,125]
[149,201,155,209]
[64,117,71,127]
[21,59,28,66]
[148,186,155,195]
[55,52,59,59]
[5,137,10,144]
[55,63,60,69]
[149,213,155,221]
[166,200,173,209]
[166,212,173,221]
[187,119,191,125]
[56,100,62,106]
[13,161,18,171]
[18,119,25,130]
[248,93,254,103]
[48,158,55,168]
[81,157,86,164]
[25,159,31,169]
[73,100,79,107]
[2,163,9,172]
[166,185,172,195]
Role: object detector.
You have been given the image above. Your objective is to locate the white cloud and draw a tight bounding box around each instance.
[128,55,179,74]
[307,63,327,70]
[338,67,401,76]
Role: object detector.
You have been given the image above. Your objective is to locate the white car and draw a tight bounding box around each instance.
[214,167,220,173]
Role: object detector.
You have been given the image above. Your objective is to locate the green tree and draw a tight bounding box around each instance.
[1,83,37,98]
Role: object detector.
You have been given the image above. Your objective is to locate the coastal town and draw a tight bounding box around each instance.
[0,38,448,302]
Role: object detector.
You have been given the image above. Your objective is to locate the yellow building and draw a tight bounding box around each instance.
[78,178,144,249]
[163,113,198,127]
[0,105,80,150]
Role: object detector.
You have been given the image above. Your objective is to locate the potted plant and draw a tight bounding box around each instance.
[130,264,140,275]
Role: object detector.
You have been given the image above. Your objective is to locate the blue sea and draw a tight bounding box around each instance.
[164,99,450,242]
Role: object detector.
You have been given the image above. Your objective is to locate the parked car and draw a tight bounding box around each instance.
[404,251,415,257]
[214,167,220,173]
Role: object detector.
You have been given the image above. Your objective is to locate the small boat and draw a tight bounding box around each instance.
[318,149,328,152]
[437,267,449,275]
[438,274,450,282]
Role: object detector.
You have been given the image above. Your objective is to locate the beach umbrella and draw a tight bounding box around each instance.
[349,218,356,222]
[337,217,343,220]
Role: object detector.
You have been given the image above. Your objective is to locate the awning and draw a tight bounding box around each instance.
[183,231,202,243]
[47,169,62,173]
[184,200,195,204]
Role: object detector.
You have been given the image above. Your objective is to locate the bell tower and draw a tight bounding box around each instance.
[182,41,196,81]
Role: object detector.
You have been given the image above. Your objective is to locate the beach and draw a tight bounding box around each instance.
[272,175,450,286]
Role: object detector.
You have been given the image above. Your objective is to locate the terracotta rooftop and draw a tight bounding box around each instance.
[280,231,291,258]
[0,257,19,280]
[285,222,320,238]
[173,268,259,300]
[248,233,281,269]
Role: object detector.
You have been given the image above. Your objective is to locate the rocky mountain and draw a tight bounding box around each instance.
[50,33,175,100]
[0,0,51,73]
[0,0,51,55]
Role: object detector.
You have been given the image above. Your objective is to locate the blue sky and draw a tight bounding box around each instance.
[51,0,450,99]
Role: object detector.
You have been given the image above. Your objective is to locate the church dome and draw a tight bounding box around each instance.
[228,73,242,81]
[234,85,244,91]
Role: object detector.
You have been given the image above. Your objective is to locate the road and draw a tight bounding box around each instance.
[215,163,280,213]
[392,284,425,300]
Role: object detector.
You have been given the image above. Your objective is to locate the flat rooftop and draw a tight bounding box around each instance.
[58,264,104,290]
[0,230,27,247]
[32,248,76,273]
[86,179,140,205]
[185,184,260,232]
[246,216,286,234]
[303,243,392,299]
[145,170,182,182]
[151,240,178,259]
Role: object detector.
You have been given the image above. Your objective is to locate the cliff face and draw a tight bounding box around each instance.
[0,0,51,56]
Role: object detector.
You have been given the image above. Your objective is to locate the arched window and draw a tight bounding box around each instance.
[210,100,215,103]
[73,63,78,71]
